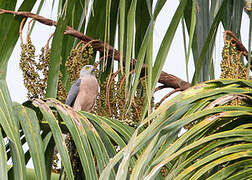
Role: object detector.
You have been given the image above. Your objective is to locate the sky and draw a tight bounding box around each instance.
[6,0,250,104]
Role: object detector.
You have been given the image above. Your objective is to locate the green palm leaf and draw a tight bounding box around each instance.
[101,79,252,179]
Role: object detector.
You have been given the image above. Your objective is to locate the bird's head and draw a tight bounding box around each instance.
[80,65,96,77]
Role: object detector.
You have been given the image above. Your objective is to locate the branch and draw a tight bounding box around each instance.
[0,8,190,91]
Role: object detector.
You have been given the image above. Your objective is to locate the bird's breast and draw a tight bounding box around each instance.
[80,75,99,93]
[73,75,99,111]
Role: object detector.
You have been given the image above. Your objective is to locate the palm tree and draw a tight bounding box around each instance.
[0,0,251,179]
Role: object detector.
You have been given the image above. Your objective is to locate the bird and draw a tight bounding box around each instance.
[65,65,99,112]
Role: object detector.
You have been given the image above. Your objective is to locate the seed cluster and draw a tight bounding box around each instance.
[185,32,248,130]
[220,35,248,106]
[220,40,247,80]
[20,37,67,102]
[160,166,169,177]
[57,71,67,102]
[20,39,49,99]
[65,43,94,84]
[93,75,153,126]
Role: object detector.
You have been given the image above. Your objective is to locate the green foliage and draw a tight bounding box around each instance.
[0,0,251,179]
[100,79,252,179]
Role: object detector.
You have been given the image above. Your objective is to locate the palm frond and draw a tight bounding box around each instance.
[101,79,252,179]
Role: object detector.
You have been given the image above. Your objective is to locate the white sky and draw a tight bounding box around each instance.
[6,0,250,104]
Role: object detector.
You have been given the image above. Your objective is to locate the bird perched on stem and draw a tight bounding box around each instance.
[65,65,99,112]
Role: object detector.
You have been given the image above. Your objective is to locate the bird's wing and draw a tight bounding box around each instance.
[65,79,81,107]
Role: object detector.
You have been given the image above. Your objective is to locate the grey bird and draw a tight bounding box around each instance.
[65,65,99,112]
